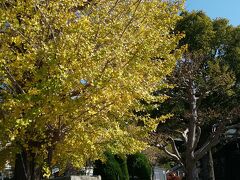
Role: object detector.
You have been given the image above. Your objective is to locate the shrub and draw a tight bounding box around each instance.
[94,152,128,180]
[127,153,152,180]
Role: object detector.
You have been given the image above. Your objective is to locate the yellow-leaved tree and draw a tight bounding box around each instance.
[0,0,184,179]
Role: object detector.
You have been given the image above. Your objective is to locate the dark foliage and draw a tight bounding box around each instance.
[127,153,151,180]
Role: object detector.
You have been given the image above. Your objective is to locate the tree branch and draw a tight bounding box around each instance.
[164,127,188,144]
[191,126,201,151]
[3,66,25,94]
[35,3,57,44]
[119,0,142,38]
[195,122,225,160]
[168,136,182,162]
[157,144,183,165]
[149,132,183,165]
[108,0,120,14]
[176,129,188,144]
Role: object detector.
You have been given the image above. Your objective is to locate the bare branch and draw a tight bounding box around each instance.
[168,136,182,162]
[164,127,188,144]
[191,126,201,151]
[175,129,188,144]
[195,122,225,160]
[157,144,183,165]
[148,132,183,164]
[182,128,189,143]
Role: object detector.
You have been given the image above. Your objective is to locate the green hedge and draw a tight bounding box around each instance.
[93,152,129,180]
[94,152,151,180]
[127,153,152,180]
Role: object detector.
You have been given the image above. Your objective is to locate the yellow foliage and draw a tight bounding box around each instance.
[0,0,184,171]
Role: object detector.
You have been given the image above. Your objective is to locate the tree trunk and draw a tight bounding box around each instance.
[14,152,27,180]
[199,150,215,180]
[184,80,199,180]
[200,154,208,180]
[14,150,42,180]
[185,160,198,180]
[208,149,215,180]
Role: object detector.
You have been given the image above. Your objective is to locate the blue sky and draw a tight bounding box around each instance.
[185,0,240,26]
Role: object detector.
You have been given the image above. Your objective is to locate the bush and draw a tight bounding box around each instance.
[127,153,152,180]
[115,155,129,180]
[94,152,151,180]
[93,152,128,180]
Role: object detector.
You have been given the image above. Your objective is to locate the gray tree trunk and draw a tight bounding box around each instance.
[185,160,197,180]
[208,149,215,180]
[185,80,199,180]
[14,150,42,180]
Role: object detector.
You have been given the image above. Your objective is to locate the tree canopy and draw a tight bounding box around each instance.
[148,11,240,180]
[0,0,184,177]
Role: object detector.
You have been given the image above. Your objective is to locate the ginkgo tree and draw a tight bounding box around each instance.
[0,0,184,179]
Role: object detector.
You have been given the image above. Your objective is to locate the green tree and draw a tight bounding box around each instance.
[94,152,128,180]
[149,11,240,180]
[127,153,151,180]
[224,26,240,83]
[0,0,184,179]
